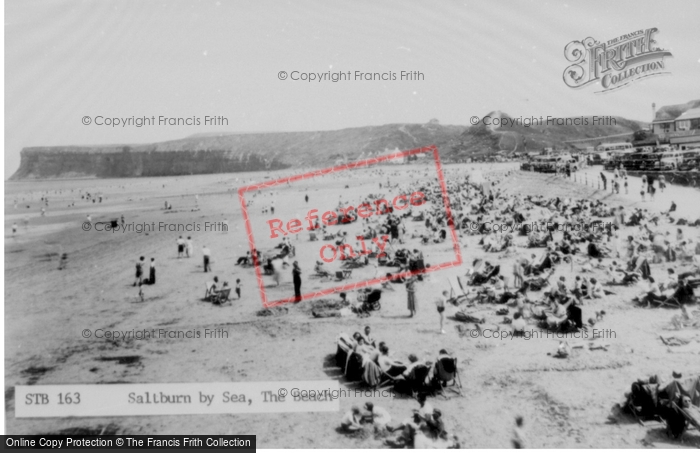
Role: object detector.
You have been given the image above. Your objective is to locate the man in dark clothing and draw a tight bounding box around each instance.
[149,258,156,284]
[292,261,302,302]
[600,173,607,191]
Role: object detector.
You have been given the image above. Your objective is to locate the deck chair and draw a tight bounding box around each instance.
[375,364,406,390]
[204,282,217,300]
[345,351,365,382]
[647,296,682,309]
[448,276,469,305]
[434,356,463,396]
[672,401,700,432]
[336,270,352,280]
[211,288,231,305]
[395,364,432,396]
[335,334,353,368]
[361,360,385,388]
[314,267,333,280]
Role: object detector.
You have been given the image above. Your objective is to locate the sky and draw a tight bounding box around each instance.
[4,0,700,178]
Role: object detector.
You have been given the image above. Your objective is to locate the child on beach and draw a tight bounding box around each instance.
[235,279,242,299]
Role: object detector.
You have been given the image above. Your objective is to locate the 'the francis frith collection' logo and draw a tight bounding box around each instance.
[563,28,672,93]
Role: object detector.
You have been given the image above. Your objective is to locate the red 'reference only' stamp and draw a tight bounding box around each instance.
[237,145,462,308]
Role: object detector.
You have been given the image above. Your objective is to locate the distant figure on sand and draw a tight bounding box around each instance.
[202,246,211,272]
[235,279,242,299]
[134,256,145,286]
[436,290,448,334]
[512,416,526,449]
[58,253,68,270]
[149,258,156,284]
[293,261,302,302]
[177,236,185,258]
[12,223,17,237]
[406,276,417,317]
[186,236,193,258]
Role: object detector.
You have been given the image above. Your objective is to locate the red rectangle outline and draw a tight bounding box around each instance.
[237,145,462,308]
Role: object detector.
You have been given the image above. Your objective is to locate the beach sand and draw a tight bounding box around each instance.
[5,163,700,448]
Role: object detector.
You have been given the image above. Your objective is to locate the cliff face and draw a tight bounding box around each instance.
[9,116,648,179]
[10,124,466,180]
[11,146,291,179]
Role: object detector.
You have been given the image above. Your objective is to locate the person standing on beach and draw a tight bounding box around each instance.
[134,256,145,286]
[186,236,193,258]
[202,245,211,272]
[177,236,185,258]
[292,261,302,302]
[149,258,156,284]
[406,276,417,317]
[436,290,448,334]
[511,416,526,449]
[235,279,242,299]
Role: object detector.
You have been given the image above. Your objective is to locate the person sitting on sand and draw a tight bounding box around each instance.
[422,408,447,440]
[384,412,423,448]
[340,406,363,432]
[636,277,665,306]
[360,325,376,348]
[512,312,527,334]
[416,392,435,420]
[205,276,219,299]
[587,278,605,300]
[378,343,407,377]
[660,268,678,292]
[211,281,229,302]
[236,251,251,266]
[571,276,586,298]
[351,337,379,365]
[362,402,392,428]
[401,354,425,378]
